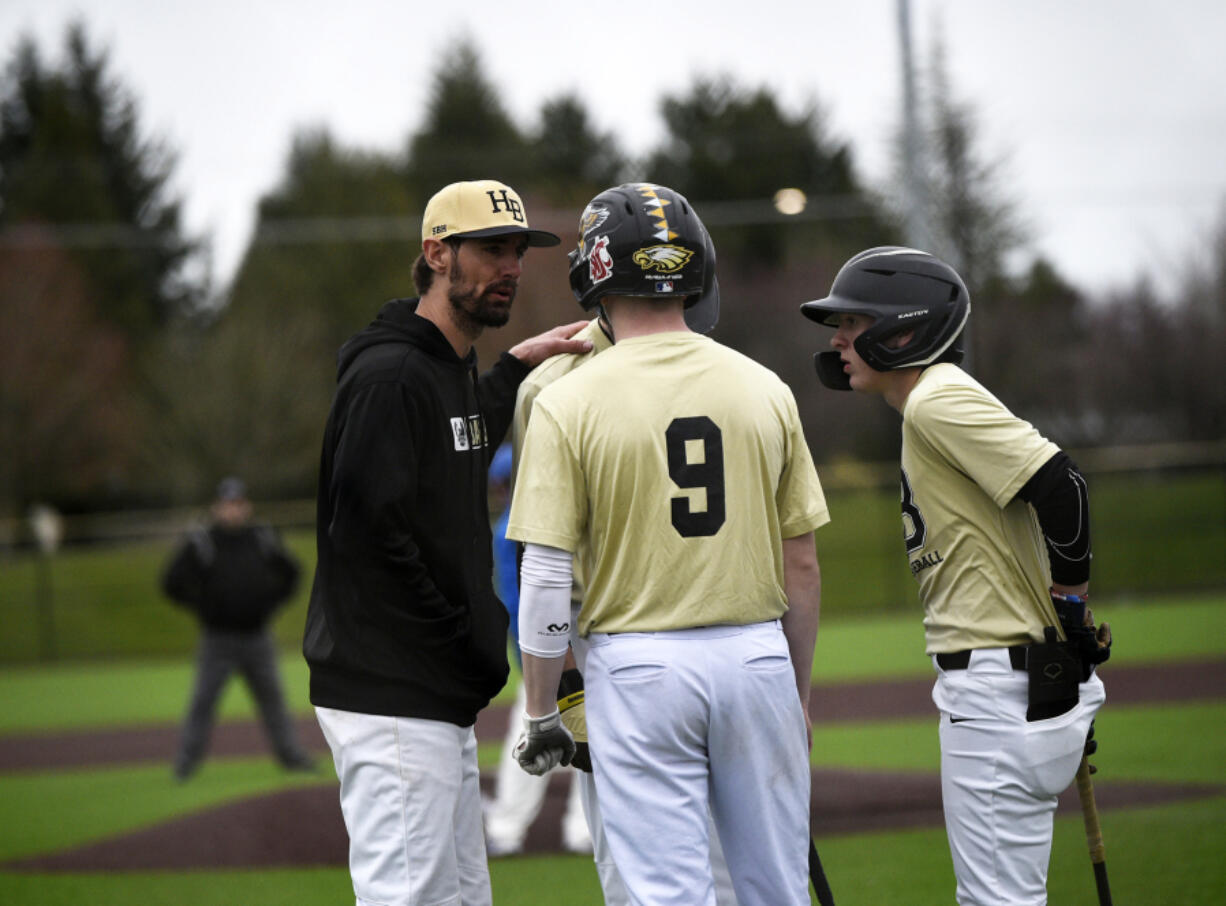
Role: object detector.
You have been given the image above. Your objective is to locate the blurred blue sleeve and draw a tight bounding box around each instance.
[492,507,520,640]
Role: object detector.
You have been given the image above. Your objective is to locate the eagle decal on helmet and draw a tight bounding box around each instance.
[577,204,610,258]
[632,244,694,273]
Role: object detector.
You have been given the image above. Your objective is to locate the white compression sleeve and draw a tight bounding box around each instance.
[518,543,574,658]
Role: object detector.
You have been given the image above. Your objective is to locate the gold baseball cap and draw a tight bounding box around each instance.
[421,179,560,247]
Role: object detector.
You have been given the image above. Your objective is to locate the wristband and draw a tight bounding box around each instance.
[1050,589,1089,605]
[525,708,562,731]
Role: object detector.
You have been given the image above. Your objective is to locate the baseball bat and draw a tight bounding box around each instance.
[1074,757,1113,906]
[809,835,835,906]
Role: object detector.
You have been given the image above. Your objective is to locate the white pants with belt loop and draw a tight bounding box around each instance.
[933,648,1106,906]
[585,620,811,906]
[316,707,491,906]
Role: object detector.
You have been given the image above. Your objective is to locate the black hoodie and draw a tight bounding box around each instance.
[303,298,528,726]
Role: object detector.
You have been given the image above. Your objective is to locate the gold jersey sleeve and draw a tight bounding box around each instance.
[507,332,829,636]
[511,319,612,470]
[510,319,612,602]
[900,364,1063,653]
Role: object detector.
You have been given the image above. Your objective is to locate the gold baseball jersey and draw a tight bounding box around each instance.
[901,364,1063,653]
[507,330,829,636]
[511,318,614,601]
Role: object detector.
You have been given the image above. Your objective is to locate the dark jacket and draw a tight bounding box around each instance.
[303,298,528,727]
[162,523,300,633]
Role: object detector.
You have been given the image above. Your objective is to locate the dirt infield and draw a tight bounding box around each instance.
[3,658,1224,871]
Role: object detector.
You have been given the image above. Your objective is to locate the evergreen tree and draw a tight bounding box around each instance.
[918,35,1024,294]
[0,23,201,339]
[170,128,418,503]
[529,93,626,205]
[644,76,883,266]
[405,38,528,197]
[230,127,416,344]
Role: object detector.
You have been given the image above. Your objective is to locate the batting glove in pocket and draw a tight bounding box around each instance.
[557,668,592,772]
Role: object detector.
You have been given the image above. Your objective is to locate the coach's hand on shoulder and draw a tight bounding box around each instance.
[514,709,576,776]
[508,321,593,368]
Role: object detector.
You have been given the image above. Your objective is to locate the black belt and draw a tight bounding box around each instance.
[936,646,1028,671]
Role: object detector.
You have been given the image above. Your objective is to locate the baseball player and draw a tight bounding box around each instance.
[507,183,829,906]
[509,293,739,902]
[799,246,1111,906]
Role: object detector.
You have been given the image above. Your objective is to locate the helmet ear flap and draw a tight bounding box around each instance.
[567,248,585,302]
[683,228,719,334]
[815,351,852,390]
[683,276,719,334]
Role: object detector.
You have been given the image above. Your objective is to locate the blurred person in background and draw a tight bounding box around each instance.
[482,442,591,859]
[161,476,314,781]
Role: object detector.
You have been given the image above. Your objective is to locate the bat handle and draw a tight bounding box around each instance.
[1075,759,1105,862]
[1075,757,1113,906]
[809,835,835,906]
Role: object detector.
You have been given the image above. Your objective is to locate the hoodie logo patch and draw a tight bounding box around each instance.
[451,414,488,452]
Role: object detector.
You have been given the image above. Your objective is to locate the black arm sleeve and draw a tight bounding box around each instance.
[1016,451,1091,585]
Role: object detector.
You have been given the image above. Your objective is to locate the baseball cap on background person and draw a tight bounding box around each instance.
[421,180,560,248]
[216,477,247,502]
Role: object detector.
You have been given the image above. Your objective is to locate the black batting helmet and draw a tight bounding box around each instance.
[799,246,970,390]
[568,183,719,333]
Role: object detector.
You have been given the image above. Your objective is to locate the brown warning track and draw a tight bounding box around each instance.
[2,658,1223,871]
[2,658,1222,774]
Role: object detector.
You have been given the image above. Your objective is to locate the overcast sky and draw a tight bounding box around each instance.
[3,0,1224,295]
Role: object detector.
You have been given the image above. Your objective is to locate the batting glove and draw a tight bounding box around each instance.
[557,668,592,773]
[1052,593,1112,671]
[514,709,575,776]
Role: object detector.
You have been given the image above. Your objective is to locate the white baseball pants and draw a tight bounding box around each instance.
[570,618,739,906]
[315,707,491,906]
[585,621,811,906]
[933,648,1106,906]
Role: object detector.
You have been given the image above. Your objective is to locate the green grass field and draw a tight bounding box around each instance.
[1,594,1223,904]
[3,467,1223,666]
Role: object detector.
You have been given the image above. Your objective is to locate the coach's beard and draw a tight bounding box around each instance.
[448,280,517,332]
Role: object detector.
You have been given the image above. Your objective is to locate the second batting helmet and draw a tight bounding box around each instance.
[799,246,970,390]
[567,183,719,333]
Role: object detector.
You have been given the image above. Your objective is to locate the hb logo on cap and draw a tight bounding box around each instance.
[421,180,560,247]
[487,189,524,223]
